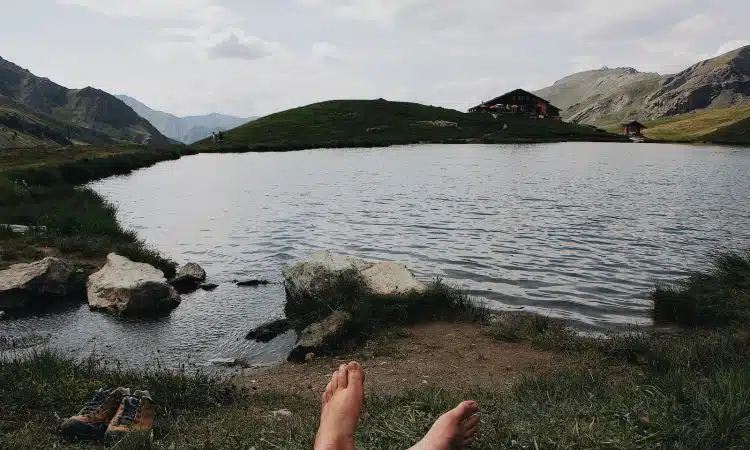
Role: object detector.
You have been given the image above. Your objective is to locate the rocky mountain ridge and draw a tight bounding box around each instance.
[0,56,169,147]
[535,45,750,126]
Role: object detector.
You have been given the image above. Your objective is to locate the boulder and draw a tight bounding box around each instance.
[170,262,206,293]
[0,257,74,309]
[87,254,181,315]
[246,318,291,342]
[200,283,219,291]
[288,310,352,362]
[281,251,426,322]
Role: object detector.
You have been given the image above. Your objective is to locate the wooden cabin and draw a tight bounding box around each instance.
[469,89,561,119]
[621,121,646,136]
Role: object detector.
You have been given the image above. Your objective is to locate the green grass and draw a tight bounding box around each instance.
[704,115,750,145]
[641,105,750,142]
[197,99,627,150]
[652,250,750,327]
[282,268,488,357]
[0,147,191,276]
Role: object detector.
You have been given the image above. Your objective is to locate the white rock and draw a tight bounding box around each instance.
[86,254,180,315]
[0,257,74,309]
[282,251,426,299]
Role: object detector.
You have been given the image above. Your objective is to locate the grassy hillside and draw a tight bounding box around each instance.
[703,115,750,145]
[642,104,750,141]
[206,99,627,149]
[0,99,118,148]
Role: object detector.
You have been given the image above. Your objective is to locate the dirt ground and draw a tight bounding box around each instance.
[235,322,564,398]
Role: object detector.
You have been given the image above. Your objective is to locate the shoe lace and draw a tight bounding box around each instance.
[81,388,109,415]
[115,397,141,426]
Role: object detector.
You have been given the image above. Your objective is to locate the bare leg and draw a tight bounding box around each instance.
[409,401,480,450]
[315,361,366,450]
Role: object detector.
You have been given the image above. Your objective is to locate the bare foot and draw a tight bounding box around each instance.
[315,361,366,450]
[409,401,480,450]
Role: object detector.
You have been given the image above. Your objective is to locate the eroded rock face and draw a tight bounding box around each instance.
[171,262,207,293]
[281,251,426,323]
[87,254,180,315]
[0,257,74,309]
[288,310,352,362]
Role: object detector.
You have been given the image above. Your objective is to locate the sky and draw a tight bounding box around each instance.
[2,0,748,117]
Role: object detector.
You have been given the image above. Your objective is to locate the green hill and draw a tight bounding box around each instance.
[703,115,750,145]
[206,99,626,149]
[641,105,750,142]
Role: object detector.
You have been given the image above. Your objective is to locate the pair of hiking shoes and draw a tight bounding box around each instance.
[61,387,155,443]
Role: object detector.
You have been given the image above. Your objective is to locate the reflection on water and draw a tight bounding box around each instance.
[4,143,749,368]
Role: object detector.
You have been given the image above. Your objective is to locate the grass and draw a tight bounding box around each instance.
[282,268,488,357]
[652,250,750,327]
[704,115,750,145]
[3,249,750,448]
[641,104,750,142]
[0,147,191,276]
[196,99,628,150]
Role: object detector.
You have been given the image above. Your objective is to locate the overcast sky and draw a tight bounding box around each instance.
[3,0,748,117]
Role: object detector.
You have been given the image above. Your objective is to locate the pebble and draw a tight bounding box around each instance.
[271,409,293,418]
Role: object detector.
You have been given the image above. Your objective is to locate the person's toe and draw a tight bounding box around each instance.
[347,361,365,386]
[463,413,479,431]
[337,364,349,389]
[321,390,328,405]
[452,401,478,422]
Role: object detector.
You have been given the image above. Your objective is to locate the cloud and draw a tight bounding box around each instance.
[716,40,750,56]
[55,0,228,22]
[312,42,342,61]
[207,33,275,60]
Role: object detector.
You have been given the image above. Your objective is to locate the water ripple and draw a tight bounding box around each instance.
[5,143,749,368]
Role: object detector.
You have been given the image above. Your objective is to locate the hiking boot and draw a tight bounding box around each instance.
[61,387,131,441]
[105,390,155,443]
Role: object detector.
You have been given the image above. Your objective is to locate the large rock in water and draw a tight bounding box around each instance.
[170,262,207,293]
[288,310,352,362]
[0,257,74,309]
[87,254,181,315]
[281,251,426,322]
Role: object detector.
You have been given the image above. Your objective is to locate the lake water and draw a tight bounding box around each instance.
[4,143,750,368]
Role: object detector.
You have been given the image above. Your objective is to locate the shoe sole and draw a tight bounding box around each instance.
[60,419,107,441]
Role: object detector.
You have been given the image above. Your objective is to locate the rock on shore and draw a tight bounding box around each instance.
[281,251,426,323]
[170,262,207,293]
[0,257,74,309]
[288,310,352,362]
[87,253,181,315]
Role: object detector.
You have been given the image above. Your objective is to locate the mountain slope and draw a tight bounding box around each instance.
[0,56,169,147]
[116,95,253,144]
[646,46,750,117]
[210,99,626,148]
[535,45,750,127]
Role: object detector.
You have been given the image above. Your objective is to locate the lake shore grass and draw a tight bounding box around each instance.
[2,250,749,448]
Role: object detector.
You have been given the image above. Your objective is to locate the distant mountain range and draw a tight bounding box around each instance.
[535,45,750,127]
[116,95,255,144]
[0,56,169,148]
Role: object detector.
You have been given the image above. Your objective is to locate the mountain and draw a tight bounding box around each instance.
[535,45,750,127]
[535,68,664,126]
[0,56,169,147]
[116,95,254,144]
[211,99,627,148]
